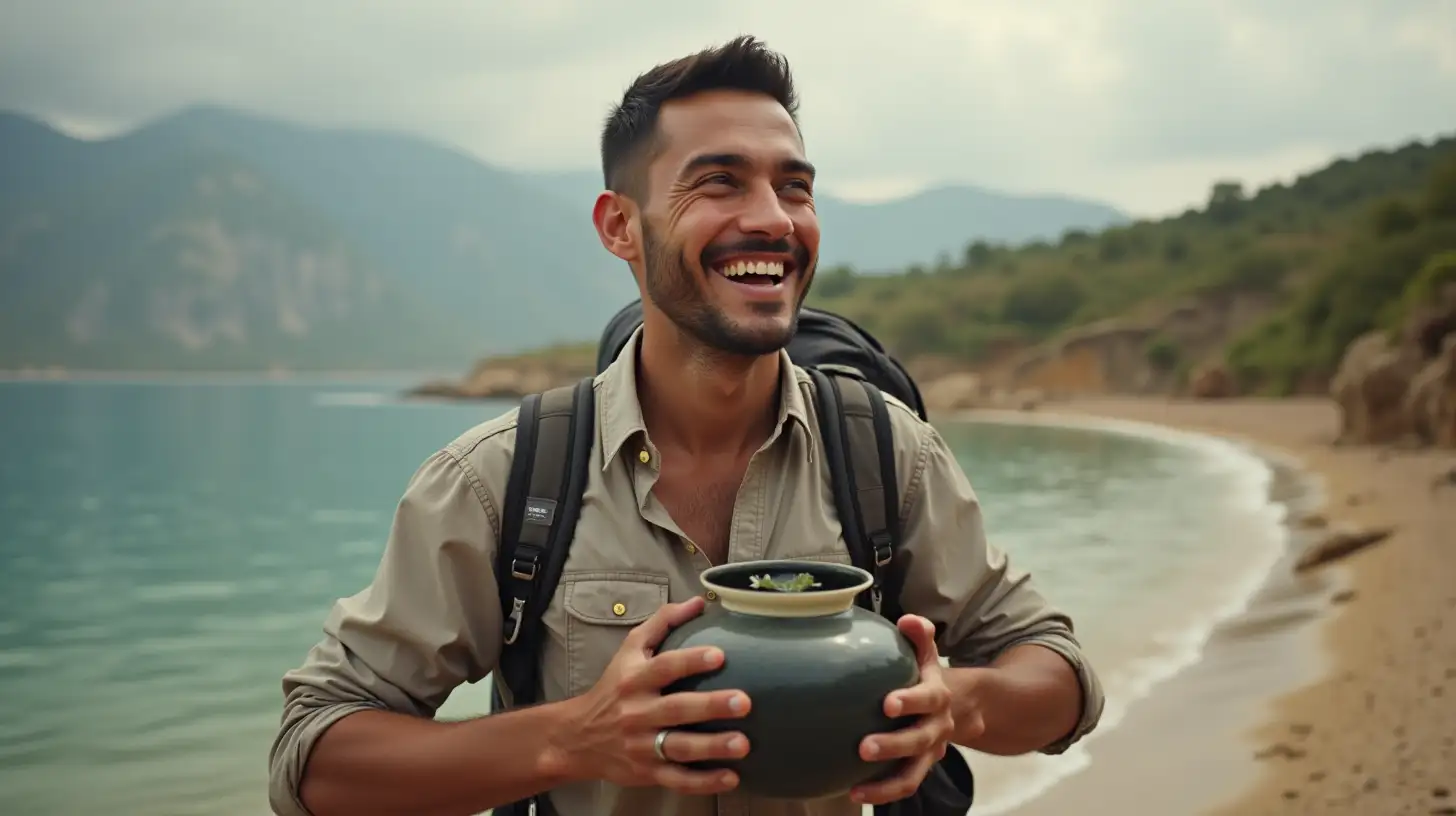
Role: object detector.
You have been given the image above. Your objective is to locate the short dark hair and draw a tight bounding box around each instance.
[600,35,799,200]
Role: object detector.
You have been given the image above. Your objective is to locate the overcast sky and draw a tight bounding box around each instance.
[2,0,1452,217]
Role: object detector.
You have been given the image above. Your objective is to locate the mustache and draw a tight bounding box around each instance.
[700,238,811,271]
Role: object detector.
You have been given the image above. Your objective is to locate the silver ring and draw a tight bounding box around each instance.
[653,729,671,762]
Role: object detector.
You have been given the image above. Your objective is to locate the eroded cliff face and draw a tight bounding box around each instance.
[982,292,1278,396]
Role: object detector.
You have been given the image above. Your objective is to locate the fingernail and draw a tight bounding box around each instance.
[729,694,746,713]
[864,740,879,759]
[886,697,902,717]
[704,649,723,667]
[728,735,746,753]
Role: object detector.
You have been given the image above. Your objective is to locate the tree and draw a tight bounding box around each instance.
[1370,199,1420,237]
[962,240,993,268]
[1000,274,1086,329]
[1207,180,1246,223]
[1424,155,1456,220]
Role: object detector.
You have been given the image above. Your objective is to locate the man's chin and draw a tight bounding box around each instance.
[698,315,798,358]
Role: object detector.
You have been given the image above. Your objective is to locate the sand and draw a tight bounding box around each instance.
[978,396,1456,816]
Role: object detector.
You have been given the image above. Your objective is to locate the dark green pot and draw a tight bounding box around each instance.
[656,559,920,800]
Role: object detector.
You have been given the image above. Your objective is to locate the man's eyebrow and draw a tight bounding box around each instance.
[678,153,817,180]
[781,158,816,180]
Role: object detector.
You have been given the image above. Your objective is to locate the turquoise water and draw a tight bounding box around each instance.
[0,380,1286,815]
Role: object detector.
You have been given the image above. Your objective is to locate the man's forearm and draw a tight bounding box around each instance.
[947,643,1084,755]
[297,700,580,816]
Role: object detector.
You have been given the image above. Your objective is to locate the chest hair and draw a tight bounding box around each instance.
[653,456,750,565]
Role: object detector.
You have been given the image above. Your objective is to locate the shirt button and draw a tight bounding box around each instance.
[705,590,717,601]
[684,543,697,554]
[638,450,650,464]
[612,602,626,616]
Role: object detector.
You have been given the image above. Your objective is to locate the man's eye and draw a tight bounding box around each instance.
[701,173,735,187]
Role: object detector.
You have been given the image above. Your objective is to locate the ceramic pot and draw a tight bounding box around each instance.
[655,559,920,800]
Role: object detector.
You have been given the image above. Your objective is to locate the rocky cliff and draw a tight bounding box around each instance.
[1331,281,1456,448]
[407,344,597,400]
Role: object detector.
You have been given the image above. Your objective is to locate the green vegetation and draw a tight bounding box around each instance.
[749,572,823,592]
[806,134,1456,396]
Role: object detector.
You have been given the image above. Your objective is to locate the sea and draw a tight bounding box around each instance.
[0,378,1291,816]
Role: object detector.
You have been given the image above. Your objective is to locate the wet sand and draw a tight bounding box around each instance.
[974,397,1456,816]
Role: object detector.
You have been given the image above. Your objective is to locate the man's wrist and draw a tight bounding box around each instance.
[532,695,588,786]
[945,643,1085,755]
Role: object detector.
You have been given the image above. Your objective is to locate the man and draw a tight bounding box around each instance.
[268,35,1103,816]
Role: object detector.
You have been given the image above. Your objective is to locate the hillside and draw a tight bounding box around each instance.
[0,106,1128,372]
[805,132,1456,397]
[0,149,477,371]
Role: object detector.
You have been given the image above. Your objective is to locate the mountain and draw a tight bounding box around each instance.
[0,105,1130,371]
[813,186,1128,272]
[1,106,637,370]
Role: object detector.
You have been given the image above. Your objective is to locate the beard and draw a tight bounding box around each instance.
[640,221,813,358]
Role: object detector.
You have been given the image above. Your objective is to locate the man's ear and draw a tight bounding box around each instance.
[593,190,641,264]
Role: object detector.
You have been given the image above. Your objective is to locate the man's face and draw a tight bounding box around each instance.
[634,89,820,357]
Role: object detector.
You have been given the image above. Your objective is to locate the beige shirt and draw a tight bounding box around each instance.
[268,329,1105,816]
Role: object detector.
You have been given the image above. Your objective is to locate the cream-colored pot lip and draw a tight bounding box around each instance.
[700,560,873,618]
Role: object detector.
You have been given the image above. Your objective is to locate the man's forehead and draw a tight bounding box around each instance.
[653,91,806,173]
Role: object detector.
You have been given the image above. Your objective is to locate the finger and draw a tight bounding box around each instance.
[628,596,707,651]
[883,682,950,718]
[647,688,751,727]
[896,614,942,670]
[652,762,740,796]
[643,729,751,764]
[630,645,726,692]
[852,752,935,806]
[861,721,943,762]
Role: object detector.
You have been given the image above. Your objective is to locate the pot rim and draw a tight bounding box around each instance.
[700,559,873,618]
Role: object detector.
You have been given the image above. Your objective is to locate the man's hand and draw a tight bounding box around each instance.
[850,614,960,806]
[549,596,753,796]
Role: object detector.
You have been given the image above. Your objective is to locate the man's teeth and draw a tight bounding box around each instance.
[718,260,785,278]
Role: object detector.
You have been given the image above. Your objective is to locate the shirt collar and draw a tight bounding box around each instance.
[598,325,813,469]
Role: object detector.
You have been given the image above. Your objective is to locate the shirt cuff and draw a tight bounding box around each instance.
[268,700,382,816]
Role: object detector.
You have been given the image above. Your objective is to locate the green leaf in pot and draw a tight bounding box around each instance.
[748,572,822,592]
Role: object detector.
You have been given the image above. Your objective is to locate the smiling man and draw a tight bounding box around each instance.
[268,35,1104,816]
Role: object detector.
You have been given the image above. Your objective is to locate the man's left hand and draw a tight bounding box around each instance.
[850,614,959,806]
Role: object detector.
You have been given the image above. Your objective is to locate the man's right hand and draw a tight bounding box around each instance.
[547,595,752,795]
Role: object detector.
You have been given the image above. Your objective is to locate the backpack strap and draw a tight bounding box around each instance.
[805,367,902,617]
[494,375,596,709]
[808,368,975,816]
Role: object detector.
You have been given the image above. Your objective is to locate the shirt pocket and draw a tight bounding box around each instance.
[563,573,670,698]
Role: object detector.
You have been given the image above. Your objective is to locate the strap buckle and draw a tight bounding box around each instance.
[870,531,894,568]
[510,556,538,581]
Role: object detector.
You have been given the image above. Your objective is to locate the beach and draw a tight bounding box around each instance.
[982,396,1456,816]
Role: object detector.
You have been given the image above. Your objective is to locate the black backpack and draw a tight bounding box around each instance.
[490,301,974,816]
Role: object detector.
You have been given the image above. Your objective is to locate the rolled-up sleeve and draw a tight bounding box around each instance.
[267,447,504,815]
[894,421,1105,755]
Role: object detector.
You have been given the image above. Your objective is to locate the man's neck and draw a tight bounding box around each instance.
[635,328,782,459]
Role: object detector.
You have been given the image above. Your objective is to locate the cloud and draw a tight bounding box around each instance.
[1,0,1452,216]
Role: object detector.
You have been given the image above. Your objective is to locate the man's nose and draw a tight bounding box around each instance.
[736,181,794,239]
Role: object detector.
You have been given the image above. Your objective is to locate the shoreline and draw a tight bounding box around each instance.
[941,406,1333,815]
[968,397,1455,816]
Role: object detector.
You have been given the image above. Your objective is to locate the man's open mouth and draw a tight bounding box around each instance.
[713,259,790,286]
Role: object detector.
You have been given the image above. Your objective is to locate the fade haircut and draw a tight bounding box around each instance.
[600,35,800,202]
